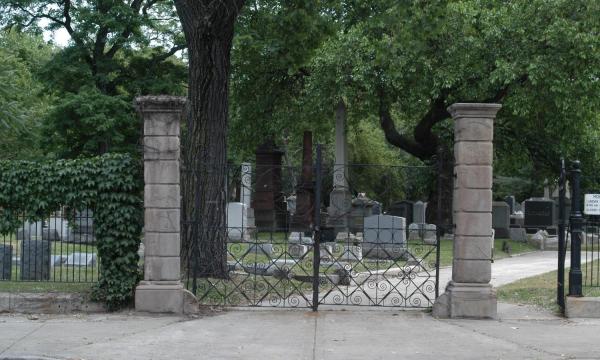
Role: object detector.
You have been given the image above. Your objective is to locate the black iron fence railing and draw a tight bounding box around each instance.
[181,157,445,309]
[583,222,600,289]
[0,209,99,284]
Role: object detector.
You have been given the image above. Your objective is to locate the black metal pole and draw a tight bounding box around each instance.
[568,160,583,297]
[312,144,323,311]
[557,158,567,311]
[435,147,443,299]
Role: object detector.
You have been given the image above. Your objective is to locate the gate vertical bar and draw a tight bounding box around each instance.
[312,144,323,311]
[568,160,583,297]
[557,158,567,312]
[435,147,443,298]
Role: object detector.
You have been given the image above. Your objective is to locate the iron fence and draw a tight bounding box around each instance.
[582,222,600,289]
[182,154,444,309]
[0,208,99,284]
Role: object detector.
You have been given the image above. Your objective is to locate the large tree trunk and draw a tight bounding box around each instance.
[175,0,245,279]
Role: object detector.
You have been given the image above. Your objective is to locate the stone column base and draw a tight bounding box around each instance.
[135,281,198,314]
[432,282,497,319]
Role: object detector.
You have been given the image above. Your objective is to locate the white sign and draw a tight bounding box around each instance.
[584,194,600,215]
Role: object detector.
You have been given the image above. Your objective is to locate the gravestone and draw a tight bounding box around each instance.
[505,196,516,214]
[65,252,97,267]
[253,140,288,231]
[287,231,312,245]
[21,240,51,280]
[387,201,414,225]
[48,217,70,240]
[510,212,525,227]
[492,202,510,238]
[288,244,309,258]
[339,245,363,261]
[327,101,352,233]
[509,227,527,242]
[69,209,96,244]
[16,221,43,241]
[0,245,12,280]
[362,214,407,260]
[348,194,377,233]
[413,201,427,224]
[524,198,555,230]
[227,202,254,242]
[408,223,437,244]
[51,254,67,267]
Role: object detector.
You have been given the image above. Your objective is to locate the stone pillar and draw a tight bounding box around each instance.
[134,95,187,314]
[433,103,501,319]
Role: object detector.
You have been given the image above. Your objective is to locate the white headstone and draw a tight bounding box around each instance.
[48,217,70,240]
[363,215,407,260]
[227,202,250,241]
[413,201,427,224]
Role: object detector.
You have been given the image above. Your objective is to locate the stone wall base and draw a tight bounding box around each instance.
[135,281,198,314]
[566,296,600,318]
[432,282,497,319]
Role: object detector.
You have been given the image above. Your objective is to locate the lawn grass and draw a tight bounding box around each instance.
[497,260,600,312]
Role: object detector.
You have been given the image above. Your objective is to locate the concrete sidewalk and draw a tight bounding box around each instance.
[1,251,599,360]
[1,304,600,360]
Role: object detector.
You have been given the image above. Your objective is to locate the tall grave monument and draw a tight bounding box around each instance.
[327,101,352,233]
[253,140,288,231]
[290,131,315,231]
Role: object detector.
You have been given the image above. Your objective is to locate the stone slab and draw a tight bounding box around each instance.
[565,296,600,318]
[135,282,184,314]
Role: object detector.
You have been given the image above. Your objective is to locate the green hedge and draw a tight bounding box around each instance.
[0,153,143,309]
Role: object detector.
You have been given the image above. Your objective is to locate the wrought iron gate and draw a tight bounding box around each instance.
[183,145,443,310]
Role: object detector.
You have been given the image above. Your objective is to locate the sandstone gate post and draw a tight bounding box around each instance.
[134,95,188,313]
[433,103,501,319]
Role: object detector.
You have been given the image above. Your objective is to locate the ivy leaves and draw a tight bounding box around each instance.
[0,153,143,309]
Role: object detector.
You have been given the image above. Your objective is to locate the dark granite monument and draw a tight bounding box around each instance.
[524,198,555,230]
[0,244,12,280]
[290,131,314,231]
[387,201,414,224]
[253,140,288,231]
[21,240,51,280]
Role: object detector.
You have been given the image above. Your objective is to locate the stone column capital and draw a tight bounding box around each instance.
[447,103,502,119]
[134,95,186,114]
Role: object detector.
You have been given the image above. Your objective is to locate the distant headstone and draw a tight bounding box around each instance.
[492,202,510,238]
[524,198,555,229]
[510,212,525,227]
[348,194,378,233]
[509,227,527,242]
[413,201,427,224]
[387,201,414,225]
[48,217,70,240]
[51,255,67,267]
[362,214,407,260]
[74,209,94,234]
[288,231,313,245]
[0,245,12,280]
[21,240,51,280]
[65,252,97,267]
[408,223,437,244]
[16,221,43,241]
[504,196,516,214]
[227,202,254,242]
[339,245,363,261]
[288,244,309,258]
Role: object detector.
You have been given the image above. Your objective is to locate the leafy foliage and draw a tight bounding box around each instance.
[0,31,54,160]
[0,153,143,309]
[1,0,187,158]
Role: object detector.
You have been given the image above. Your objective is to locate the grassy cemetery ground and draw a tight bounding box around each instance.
[497,260,600,313]
[188,236,537,306]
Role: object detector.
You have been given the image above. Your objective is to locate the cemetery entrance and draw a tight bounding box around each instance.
[183,145,444,310]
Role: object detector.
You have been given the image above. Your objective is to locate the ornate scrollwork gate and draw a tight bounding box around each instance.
[184,145,443,310]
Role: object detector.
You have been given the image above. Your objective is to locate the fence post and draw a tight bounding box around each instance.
[568,160,583,297]
[312,144,323,311]
[432,103,501,319]
[557,158,567,311]
[134,95,187,313]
